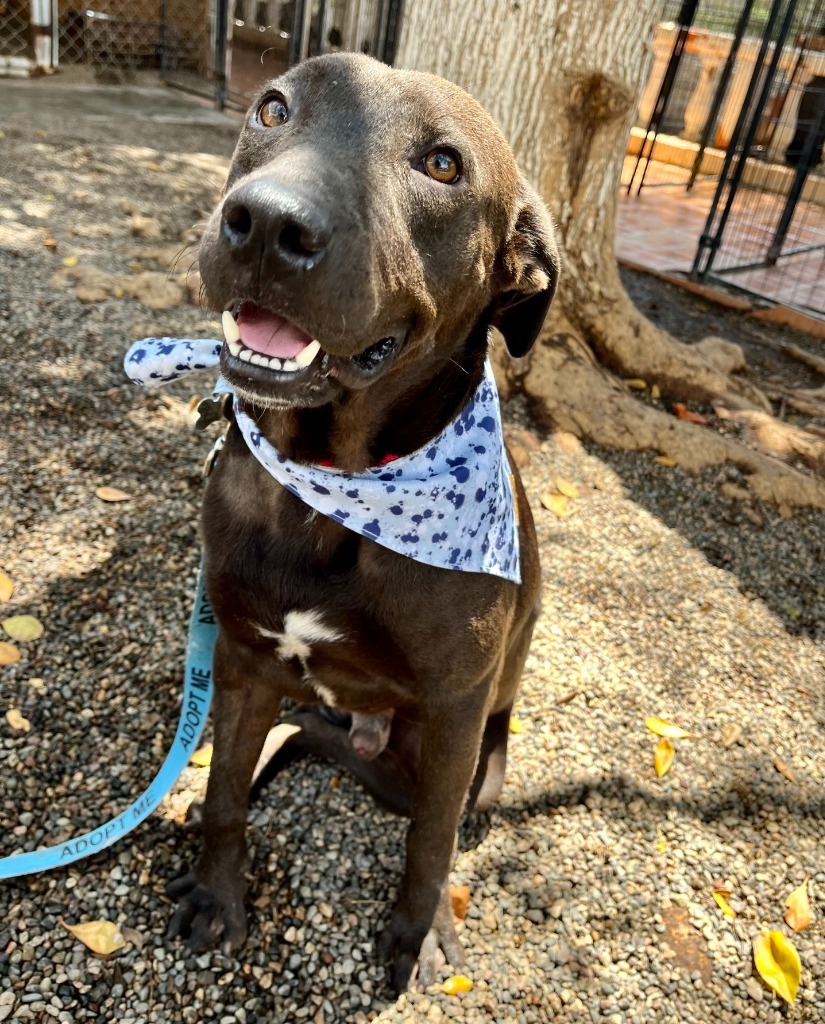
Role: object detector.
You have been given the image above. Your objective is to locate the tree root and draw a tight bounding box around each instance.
[781,343,825,378]
[518,331,825,512]
[582,293,773,414]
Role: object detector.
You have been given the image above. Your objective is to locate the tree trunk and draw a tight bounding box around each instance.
[395,0,825,510]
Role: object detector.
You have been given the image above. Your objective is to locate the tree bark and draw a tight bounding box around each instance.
[395,0,825,510]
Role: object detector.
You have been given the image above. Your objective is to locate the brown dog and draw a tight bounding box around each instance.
[167,52,558,993]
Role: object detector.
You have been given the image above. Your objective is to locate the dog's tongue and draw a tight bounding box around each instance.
[237,303,313,358]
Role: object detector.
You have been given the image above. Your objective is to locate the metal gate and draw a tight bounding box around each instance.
[626,0,825,315]
[1,1,402,107]
[690,0,825,314]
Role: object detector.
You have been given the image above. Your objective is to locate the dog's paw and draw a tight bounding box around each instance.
[166,872,248,955]
[378,900,464,992]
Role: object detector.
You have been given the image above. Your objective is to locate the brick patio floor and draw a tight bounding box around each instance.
[616,157,825,316]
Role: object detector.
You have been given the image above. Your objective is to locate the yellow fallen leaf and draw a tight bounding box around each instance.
[774,758,797,784]
[624,378,647,390]
[6,708,30,731]
[540,492,573,518]
[710,890,736,918]
[654,456,677,467]
[95,486,130,502]
[62,255,78,267]
[651,384,661,400]
[0,571,13,601]
[785,880,814,932]
[654,738,674,778]
[145,161,162,171]
[555,478,579,499]
[441,975,473,995]
[0,641,21,665]
[721,722,742,748]
[190,742,213,767]
[646,717,691,739]
[60,919,126,957]
[508,716,525,734]
[2,615,44,642]
[449,885,471,921]
[752,928,800,1005]
[656,826,667,854]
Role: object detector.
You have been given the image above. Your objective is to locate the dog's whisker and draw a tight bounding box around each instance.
[448,358,469,375]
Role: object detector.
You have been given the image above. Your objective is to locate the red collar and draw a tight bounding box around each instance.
[317,452,399,469]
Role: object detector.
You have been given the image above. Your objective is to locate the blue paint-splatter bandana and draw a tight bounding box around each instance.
[125,336,520,583]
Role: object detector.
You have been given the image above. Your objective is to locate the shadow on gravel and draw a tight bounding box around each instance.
[486,773,825,832]
[589,447,825,641]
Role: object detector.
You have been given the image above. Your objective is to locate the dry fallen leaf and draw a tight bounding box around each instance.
[710,890,736,919]
[774,758,797,784]
[0,571,13,602]
[144,162,162,171]
[95,486,131,502]
[190,742,213,767]
[6,708,30,732]
[651,384,661,400]
[654,738,674,778]
[654,455,677,467]
[672,403,708,425]
[785,880,814,932]
[508,716,525,734]
[721,722,742,748]
[42,237,58,250]
[539,492,573,518]
[0,641,21,665]
[450,885,471,921]
[554,690,579,706]
[60,919,126,957]
[555,478,580,499]
[440,975,473,995]
[1,615,44,642]
[646,717,691,739]
[624,378,647,390]
[752,928,800,1005]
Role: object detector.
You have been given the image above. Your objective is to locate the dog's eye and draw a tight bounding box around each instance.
[258,96,289,128]
[424,149,461,184]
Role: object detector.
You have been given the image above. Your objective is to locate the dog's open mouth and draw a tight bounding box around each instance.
[220,302,403,404]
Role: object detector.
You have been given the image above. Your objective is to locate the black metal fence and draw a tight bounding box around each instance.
[0,1,402,105]
[626,0,825,315]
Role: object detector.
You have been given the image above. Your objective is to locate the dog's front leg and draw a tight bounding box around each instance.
[167,633,284,954]
[379,688,488,992]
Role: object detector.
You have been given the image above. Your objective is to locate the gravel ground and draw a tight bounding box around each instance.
[2,79,825,1024]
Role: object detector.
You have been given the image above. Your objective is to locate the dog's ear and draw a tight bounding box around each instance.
[493,183,560,358]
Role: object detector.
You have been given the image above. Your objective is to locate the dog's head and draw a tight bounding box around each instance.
[199,53,559,410]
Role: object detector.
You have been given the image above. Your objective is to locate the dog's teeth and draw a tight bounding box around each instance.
[240,349,253,362]
[268,356,283,370]
[294,339,321,369]
[222,310,240,344]
[281,358,299,372]
[227,339,241,357]
[251,353,265,366]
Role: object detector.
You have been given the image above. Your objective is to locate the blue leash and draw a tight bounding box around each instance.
[0,562,215,880]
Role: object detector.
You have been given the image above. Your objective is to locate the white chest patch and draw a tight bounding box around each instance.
[256,610,344,665]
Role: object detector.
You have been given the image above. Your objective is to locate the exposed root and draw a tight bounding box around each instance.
[782,343,825,378]
[714,406,825,476]
[764,386,825,420]
[517,332,825,512]
[582,293,772,413]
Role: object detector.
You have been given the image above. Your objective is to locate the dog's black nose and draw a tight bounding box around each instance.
[221,179,330,272]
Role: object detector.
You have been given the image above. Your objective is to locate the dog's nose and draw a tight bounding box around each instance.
[221,180,330,272]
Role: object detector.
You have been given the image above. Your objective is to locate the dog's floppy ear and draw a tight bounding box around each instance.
[493,183,560,358]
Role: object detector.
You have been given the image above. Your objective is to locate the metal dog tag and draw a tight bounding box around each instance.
[194,394,230,431]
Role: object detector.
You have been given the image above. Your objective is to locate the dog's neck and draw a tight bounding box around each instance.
[245,331,489,472]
